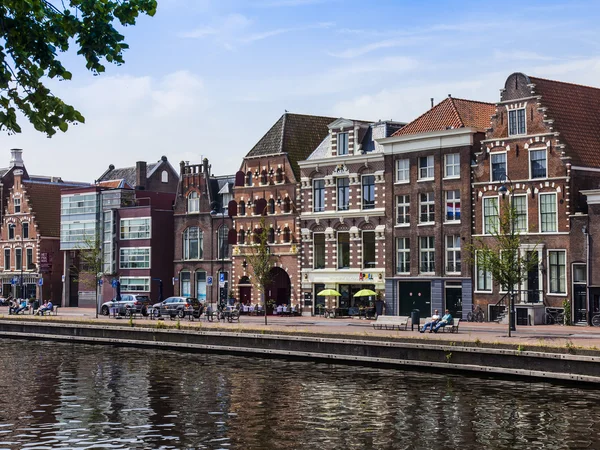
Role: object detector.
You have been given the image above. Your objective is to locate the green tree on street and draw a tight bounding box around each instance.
[0,0,157,136]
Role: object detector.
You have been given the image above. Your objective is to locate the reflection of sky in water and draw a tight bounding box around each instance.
[0,340,599,449]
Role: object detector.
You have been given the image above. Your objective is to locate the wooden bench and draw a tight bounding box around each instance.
[372,315,409,331]
[38,305,59,316]
[441,318,461,333]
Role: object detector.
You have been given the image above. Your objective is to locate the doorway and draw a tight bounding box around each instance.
[398,281,431,317]
[573,264,587,323]
[526,251,540,303]
[238,276,252,305]
[264,267,291,306]
[445,281,462,318]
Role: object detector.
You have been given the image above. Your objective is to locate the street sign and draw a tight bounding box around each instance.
[207,276,213,287]
[219,273,225,283]
[111,279,118,288]
[98,279,104,286]
[38,278,43,286]
[172,277,179,286]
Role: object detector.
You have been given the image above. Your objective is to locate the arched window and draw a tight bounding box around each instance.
[253,228,262,244]
[268,198,275,214]
[161,170,169,183]
[22,222,29,239]
[239,200,246,216]
[283,227,291,243]
[283,197,291,213]
[218,225,229,259]
[183,227,203,260]
[275,168,284,183]
[245,171,253,186]
[196,270,207,302]
[268,228,275,244]
[187,191,199,213]
[238,229,246,245]
[260,170,268,185]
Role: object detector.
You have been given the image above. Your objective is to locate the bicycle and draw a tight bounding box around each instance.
[591,313,600,327]
[543,307,565,325]
[467,304,485,322]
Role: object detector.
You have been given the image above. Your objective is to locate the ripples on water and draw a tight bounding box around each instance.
[0,340,599,449]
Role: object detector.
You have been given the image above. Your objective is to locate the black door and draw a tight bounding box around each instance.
[574,284,587,323]
[398,281,431,317]
[527,252,539,303]
[69,269,78,307]
[445,283,462,318]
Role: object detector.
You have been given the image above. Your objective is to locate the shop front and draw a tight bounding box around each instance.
[0,274,38,299]
[302,269,385,316]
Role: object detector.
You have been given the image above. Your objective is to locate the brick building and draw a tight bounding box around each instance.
[96,156,179,193]
[230,113,334,309]
[379,97,495,319]
[472,73,600,324]
[173,158,234,305]
[298,118,403,314]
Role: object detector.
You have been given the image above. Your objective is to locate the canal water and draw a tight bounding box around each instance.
[0,340,599,449]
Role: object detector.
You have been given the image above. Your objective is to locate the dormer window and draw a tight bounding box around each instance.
[337,132,349,156]
[508,108,526,136]
[14,198,20,213]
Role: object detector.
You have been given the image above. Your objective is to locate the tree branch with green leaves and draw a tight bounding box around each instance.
[0,0,157,136]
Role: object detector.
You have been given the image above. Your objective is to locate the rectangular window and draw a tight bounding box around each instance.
[530,149,547,179]
[508,108,526,135]
[549,250,566,294]
[476,252,492,292]
[14,198,20,213]
[362,175,375,210]
[337,232,349,269]
[15,248,21,270]
[337,178,349,211]
[313,179,325,212]
[362,231,376,269]
[4,249,9,270]
[196,271,207,302]
[26,248,33,270]
[121,277,150,292]
[445,190,461,222]
[395,159,409,183]
[119,247,151,269]
[419,155,434,180]
[419,192,434,224]
[444,153,460,178]
[218,226,229,260]
[419,236,435,273]
[103,211,114,274]
[512,195,527,232]
[314,233,325,269]
[540,193,557,232]
[60,193,98,215]
[483,197,499,234]
[22,223,29,239]
[396,195,410,225]
[120,218,151,240]
[337,132,349,155]
[8,224,15,240]
[446,235,461,273]
[396,237,410,274]
[180,272,191,297]
[491,153,506,182]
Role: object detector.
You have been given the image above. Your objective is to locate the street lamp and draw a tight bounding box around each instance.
[210,201,226,309]
[498,174,517,336]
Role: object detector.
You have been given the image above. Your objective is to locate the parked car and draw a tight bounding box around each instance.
[101,294,151,316]
[151,296,203,319]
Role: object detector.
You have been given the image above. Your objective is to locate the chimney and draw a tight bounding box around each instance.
[136,161,147,190]
[430,98,434,108]
[13,169,23,189]
[10,149,23,168]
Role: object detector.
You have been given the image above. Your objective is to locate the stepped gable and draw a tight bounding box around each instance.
[393,97,495,136]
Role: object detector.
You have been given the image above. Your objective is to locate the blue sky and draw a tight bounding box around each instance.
[4,0,600,180]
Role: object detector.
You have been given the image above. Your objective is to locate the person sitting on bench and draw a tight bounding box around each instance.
[420,310,441,333]
[433,310,453,333]
[12,299,28,315]
[37,300,53,316]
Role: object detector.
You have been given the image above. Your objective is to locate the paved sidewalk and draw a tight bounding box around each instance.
[2,307,600,350]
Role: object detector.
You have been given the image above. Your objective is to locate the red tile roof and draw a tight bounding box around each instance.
[393,97,495,137]
[529,76,600,168]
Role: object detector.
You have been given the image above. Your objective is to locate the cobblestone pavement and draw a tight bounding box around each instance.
[2,307,600,350]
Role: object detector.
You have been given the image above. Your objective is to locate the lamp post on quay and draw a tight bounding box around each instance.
[497,176,517,336]
[210,201,226,309]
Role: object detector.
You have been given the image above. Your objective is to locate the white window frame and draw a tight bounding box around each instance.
[361,175,375,210]
[419,192,434,224]
[14,198,21,213]
[444,153,460,179]
[445,235,461,274]
[187,191,199,213]
[180,271,191,297]
[529,148,548,180]
[396,237,410,274]
[161,170,169,183]
[445,190,461,223]
[218,225,229,260]
[512,194,528,233]
[26,247,33,270]
[475,251,493,293]
[313,179,325,213]
[120,277,151,293]
[547,249,567,296]
[490,152,507,182]
[119,247,151,269]
[337,132,349,155]
[483,197,499,235]
[3,248,10,270]
[120,217,151,240]
[396,194,410,226]
[508,107,527,136]
[183,226,203,260]
[336,178,349,211]
[313,233,326,269]
[539,193,558,233]
[418,155,434,180]
[419,236,435,274]
[362,230,376,269]
[395,159,410,183]
[337,232,350,269]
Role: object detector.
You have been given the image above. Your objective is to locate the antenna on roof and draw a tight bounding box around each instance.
[430,98,434,108]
